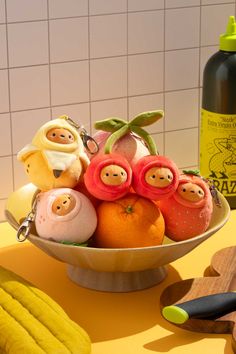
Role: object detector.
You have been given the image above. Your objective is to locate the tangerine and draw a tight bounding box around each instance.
[94,194,165,248]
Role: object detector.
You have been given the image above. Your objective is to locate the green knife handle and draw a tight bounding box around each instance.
[162,292,236,324]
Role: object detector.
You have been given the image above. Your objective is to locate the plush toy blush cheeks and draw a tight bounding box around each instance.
[173,178,210,209]
[177,183,205,203]
[51,194,76,216]
[145,167,173,188]
[100,165,128,186]
[46,189,82,222]
[132,155,179,201]
[84,153,132,201]
[46,128,75,145]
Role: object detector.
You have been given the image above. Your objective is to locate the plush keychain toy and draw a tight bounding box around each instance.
[159,171,214,241]
[17,116,90,191]
[35,188,97,245]
[91,110,163,166]
[84,153,132,201]
[132,155,180,201]
[84,111,165,201]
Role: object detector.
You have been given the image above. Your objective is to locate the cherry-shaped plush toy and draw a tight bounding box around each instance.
[132,155,180,201]
[159,171,214,241]
[83,153,132,201]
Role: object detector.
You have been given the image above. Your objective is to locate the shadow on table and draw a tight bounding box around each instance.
[144,331,232,354]
[144,265,233,354]
[0,242,182,342]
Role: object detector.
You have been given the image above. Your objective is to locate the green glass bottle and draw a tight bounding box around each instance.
[200,16,236,209]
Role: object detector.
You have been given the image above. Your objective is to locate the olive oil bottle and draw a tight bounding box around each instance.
[200,16,236,208]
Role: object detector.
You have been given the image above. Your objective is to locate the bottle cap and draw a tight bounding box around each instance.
[220,16,236,52]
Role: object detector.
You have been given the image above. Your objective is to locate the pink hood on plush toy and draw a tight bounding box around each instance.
[35,188,97,243]
[89,130,150,166]
[159,174,213,241]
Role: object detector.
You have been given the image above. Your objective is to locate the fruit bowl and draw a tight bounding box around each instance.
[5,184,230,292]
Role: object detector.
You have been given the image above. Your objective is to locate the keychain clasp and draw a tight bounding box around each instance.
[80,129,99,155]
[16,199,37,242]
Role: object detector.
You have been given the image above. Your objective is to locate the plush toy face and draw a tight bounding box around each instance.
[145,167,173,188]
[35,188,97,243]
[51,194,76,216]
[132,155,180,201]
[46,128,75,145]
[100,165,128,186]
[177,182,205,203]
[84,153,132,201]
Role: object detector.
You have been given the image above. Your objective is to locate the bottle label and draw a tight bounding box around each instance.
[200,109,236,197]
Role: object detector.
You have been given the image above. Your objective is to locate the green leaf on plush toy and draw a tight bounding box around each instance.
[183,169,200,176]
[130,110,164,127]
[104,124,130,154]
[94,118,126,133]
[131,125,158,155]
[60,240,88,247]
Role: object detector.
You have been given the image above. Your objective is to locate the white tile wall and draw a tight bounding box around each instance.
[50,61,89,105]
[0,70,9,112]
[90,14,127,58]
[90,57,127,100]
[0,25,7,68]
[128,11,164,54]
[49,18,88,62]
[7,0,47,22]
[128,52,164,95]
[90,0,127,15]
[8,21,49,67]
[9,66,50,110]
[0,0,6,23]
[0,0,236,221]
[48,0,88,19]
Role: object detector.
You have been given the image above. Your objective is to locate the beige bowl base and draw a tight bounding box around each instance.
[67,265,167,292]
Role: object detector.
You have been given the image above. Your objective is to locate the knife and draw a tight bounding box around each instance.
[162,292,236,324]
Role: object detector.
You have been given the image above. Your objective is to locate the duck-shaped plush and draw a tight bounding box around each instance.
[159,171,214,241]
[17,116,90,191]
[35,188,97,244]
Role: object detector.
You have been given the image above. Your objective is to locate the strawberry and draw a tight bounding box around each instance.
[159,173,213,241]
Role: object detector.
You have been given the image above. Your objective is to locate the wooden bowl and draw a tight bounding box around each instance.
[5,186,230,292]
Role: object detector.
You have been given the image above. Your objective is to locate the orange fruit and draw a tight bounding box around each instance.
[94,193,165,248]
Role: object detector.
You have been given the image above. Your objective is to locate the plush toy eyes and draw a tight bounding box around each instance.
[177,183,205,203]
[46,128,75,144]
[52,194,76,216]
[145,167,173,188]
[100,165,128,186]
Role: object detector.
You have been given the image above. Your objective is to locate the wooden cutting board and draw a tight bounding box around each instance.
[160,246,236,352]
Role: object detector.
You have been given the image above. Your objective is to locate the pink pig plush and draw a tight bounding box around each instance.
[35,188,97,244]
[159,173,213,241]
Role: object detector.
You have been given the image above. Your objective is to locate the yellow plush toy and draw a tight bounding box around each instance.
[17,116,90,191]
[0,266,91,353]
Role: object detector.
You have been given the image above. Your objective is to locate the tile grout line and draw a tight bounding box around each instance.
[46,0,52,119]
[163,0,166,156]
[0,2,235,25]
[0,45,219,71]
[4,0,15,194]
[126,0,129,120]
[0,86,202,117]
[197,0,203,170]
[88,0,92,134]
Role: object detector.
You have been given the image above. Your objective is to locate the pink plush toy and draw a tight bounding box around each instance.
[35,188,97,244]
[159,173,213,241]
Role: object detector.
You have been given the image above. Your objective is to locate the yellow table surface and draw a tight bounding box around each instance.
[0,211,235,354]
